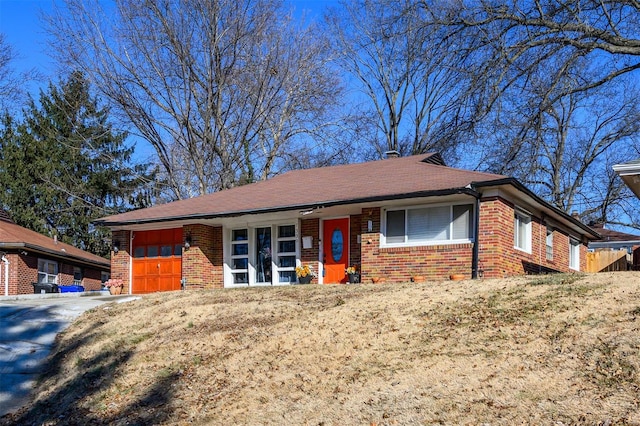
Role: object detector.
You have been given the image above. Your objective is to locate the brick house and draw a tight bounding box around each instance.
[0,211,110,296]
[96,154,599,294]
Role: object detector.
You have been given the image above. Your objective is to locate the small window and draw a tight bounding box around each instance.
[514,210,531,253]
[570,238,580,270]
[160,245,173,257]
[147,246,159,258]
[546,228,554,261]
[38,259,58,284]
[133,247,145,258]
[73,267,83,285]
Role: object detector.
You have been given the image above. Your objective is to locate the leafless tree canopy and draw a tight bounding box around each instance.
[418,0,640,226]
[47,0,344,199]
[325,0,479,160]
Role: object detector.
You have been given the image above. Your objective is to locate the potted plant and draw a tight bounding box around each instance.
[295,264,316,284]
[104,278,124,295]
[345,266,360,284]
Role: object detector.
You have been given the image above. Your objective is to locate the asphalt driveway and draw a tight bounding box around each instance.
[0,292,139,417]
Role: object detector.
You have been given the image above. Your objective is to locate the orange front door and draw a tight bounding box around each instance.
[323,218,349,284]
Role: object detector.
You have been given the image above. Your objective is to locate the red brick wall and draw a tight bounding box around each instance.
[111,230,131,294]
[300,218,320,283]
[477,196,586,278]
[360,207,473,282]
[0,251,106,295]
[349,214,362,271]
[182,224,223,289]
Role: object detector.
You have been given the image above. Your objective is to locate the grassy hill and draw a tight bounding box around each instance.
[3,272,640,425]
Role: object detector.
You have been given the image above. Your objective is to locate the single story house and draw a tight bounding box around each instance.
[96,153,599,294]
[0,210,110,296]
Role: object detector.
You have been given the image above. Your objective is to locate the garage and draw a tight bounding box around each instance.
[131,228,183,294]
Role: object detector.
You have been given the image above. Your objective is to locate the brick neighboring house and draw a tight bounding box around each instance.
[96,153,600,294]
[0,210,110,296]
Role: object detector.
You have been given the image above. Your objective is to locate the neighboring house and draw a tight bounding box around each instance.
[96,153,599,294]
[588,223,640,271]
[0,210,110,296]
[588,223,640,253]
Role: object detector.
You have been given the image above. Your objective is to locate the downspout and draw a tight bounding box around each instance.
[472,193,482,279]
[2,255,9,296]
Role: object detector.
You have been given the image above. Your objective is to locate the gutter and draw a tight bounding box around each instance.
[2,254,8,297]
[471,193,482,279]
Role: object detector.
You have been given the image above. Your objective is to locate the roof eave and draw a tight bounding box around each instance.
[0,242,109,269]
[95,187,482,227]
[472,178,601,240]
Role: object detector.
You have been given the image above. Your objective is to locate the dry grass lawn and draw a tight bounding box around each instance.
[3,272,640,425]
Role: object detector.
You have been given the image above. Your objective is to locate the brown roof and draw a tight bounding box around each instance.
[98,154,508,225]
[0,219,110,268]
[590,223,640,242]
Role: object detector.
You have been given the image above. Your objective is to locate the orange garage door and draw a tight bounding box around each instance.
[132,229,182,294]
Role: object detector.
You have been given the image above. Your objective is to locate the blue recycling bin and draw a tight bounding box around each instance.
[58,285,85,293]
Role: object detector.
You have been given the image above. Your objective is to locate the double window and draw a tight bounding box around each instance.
[384,203,473,246]
[38,259,58,284]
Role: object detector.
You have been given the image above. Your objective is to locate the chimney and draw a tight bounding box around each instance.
[53,235,58,244]
[571,211,580,220]
[385,150,400,159]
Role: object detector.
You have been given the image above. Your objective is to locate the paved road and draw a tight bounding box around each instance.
[0,292,139,417]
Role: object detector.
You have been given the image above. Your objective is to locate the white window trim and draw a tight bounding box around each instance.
[37,259,58,284]
[569,238,580,271]
[514,208,532,254]
[224,222,299,288]
[381,202,475,248]
[546,227,554,261]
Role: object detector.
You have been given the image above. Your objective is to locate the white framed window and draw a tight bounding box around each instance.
[276,224,297,283]
[569,238,580,270]
[73,267,83,285]
[227,223,298,286]
[546,227,554,261]
[38,259,58,284]
[230,229,249,284]
[383,203,473,246]
[514,209,532,253]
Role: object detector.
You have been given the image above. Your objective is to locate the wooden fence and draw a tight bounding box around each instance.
[586,250,629,273]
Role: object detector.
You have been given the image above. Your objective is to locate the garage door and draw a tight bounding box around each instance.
[132,228,182,294]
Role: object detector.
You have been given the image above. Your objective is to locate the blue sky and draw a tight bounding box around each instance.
[0,0,336,97]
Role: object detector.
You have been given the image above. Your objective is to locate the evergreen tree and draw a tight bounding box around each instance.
[0,71,157,257]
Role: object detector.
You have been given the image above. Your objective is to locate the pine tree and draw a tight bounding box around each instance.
[0,71,157,256]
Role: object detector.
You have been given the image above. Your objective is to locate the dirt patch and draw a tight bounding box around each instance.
[3,272,640,425]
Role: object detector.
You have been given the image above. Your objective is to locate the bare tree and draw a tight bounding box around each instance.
[46,0,344,199]
[326,0,478,159]
[418,0,640,228]
[0,34,27,111]
[425,1,640,112]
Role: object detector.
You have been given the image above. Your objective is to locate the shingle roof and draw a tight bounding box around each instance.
[0,219,109,268]
[98,154,508,225]
[590,223,640,242]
